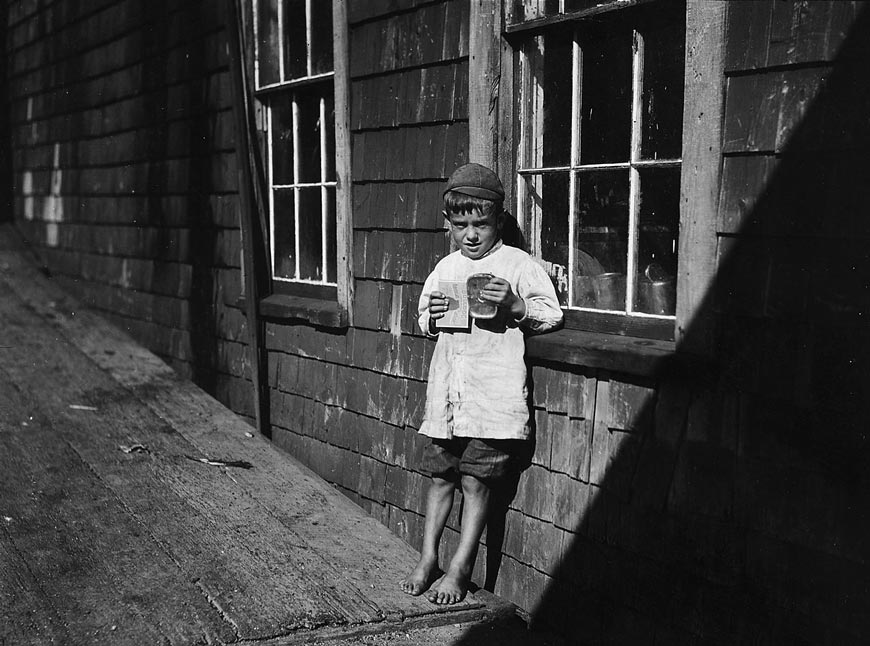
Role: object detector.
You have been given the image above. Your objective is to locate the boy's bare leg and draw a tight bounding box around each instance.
[400,475,455,595]
[427,474,490,605]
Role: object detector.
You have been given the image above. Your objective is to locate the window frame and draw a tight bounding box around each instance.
[249,0,354,327]
[520,23,684,336]
[473,0,725,359]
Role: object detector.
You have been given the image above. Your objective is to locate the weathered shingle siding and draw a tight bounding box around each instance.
[8,0,246,404]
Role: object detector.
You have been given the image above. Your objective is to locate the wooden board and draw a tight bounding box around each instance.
[0,225,510,643]
[0,537,70,645]
[0,383,71,645]
[0,369,233,645]
[0,284,441,633]
[676,0,728,356]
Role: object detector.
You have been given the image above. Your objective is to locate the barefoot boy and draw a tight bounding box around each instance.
[400,163,563,605]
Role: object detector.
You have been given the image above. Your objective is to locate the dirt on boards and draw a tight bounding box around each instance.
[0,225,562,645]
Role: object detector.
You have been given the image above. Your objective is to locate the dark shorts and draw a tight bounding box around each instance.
[421,437,523,482]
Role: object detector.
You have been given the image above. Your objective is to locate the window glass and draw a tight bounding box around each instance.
[542,30,573,167]
[521,32,573,169]
[579,27,632,164]
[521,172,571,305]
[323,93,336,181]
[510,1,646,24]
[283,0,308,79]
[565,0,607,11]
[295,86,325,184]
[270,100,294,185]
[634,167,679,315]
[257,0,280,86]
[513,0,560,22]
[324,187,337,283]
[640,12,686,161]
[573,170,629,310]
[311,0,334,75]
[272,188,296,280]
[297,187,323,280]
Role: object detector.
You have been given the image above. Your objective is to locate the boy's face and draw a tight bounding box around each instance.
[445,208,504,260]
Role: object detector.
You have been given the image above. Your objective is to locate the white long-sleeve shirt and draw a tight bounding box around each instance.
[418,242,563,440]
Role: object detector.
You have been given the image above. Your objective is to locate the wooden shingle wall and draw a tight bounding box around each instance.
[7,0,251,407]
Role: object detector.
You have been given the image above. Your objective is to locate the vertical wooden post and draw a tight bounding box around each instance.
[333,0,354,326]
[470,1,524,247]
[224,0,271,436]
[676,1,728,356]
[469,1,503,170]
[0,1,11,223]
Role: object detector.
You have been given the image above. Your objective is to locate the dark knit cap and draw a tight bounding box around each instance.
[443,163,505,201]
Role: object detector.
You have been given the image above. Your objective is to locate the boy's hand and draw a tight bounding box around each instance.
[482,277,526,320]
[428,290,449,320]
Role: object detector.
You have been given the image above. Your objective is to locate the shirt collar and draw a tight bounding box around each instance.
[477,239,503,260]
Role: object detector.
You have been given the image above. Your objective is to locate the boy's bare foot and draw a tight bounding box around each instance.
[426,569,469,605]
[400,557,441,596]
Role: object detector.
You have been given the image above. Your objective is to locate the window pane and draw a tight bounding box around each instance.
[522,31,573,169]
[311,0,333,75]
[270,100,294,185]
[257,0,280,86]
[541,173,570,305]
[520,172,570,305]
[325,187,337,283]
[640,8,686,160]
[579,27,632,164]
[565,0,607,11]
[572,170,629,310]
[513,0,558,22]
[298,187,323,280]
[634,167,679,315]
[273,188,296,280]
[283,0,307,79]
[543,30,573,167]
[324,92,336,182]
[295,86,323,183]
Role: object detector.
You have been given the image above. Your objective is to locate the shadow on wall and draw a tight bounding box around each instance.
[458,4,870,645]
[141,1,221,391]
[502,211,526,251]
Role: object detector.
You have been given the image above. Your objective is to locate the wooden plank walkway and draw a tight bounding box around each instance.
[0,225,528,645]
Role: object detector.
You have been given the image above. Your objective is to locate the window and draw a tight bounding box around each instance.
[253,0,352,321]
[507,0,686,340]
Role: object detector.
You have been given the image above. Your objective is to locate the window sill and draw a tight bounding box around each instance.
[238,294,347,328]
[526,328,711,379]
